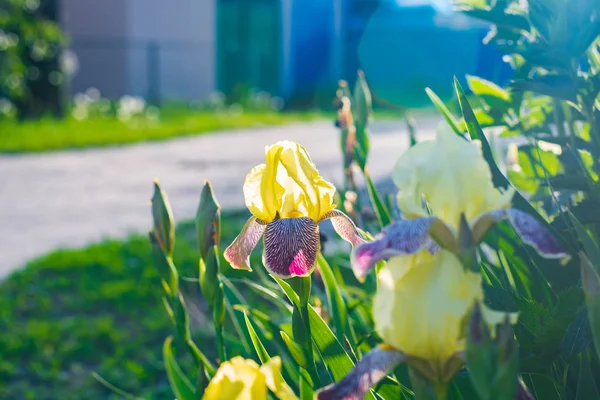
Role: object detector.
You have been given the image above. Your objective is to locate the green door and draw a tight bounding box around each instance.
[217,0,281,100]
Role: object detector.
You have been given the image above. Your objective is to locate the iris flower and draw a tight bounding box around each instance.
[203,356,296,400]
[352,127,566,280]
[225,141,364,278]
[318,249,515,399]
[317,128,565,399]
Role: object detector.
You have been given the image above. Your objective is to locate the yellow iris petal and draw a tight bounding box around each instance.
[243,164,282,222]
[202,357,268,400]
[202,356,296,400]
[373,250,511,369]
[392,126,514,231]
[260,357,298,400]
[242,141,336,222]
[262,145,286,218]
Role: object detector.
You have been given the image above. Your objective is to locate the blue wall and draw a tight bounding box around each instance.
[285,0,513,108]
[288,0,337,102]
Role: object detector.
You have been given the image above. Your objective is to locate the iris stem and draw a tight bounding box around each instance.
[300,302,321,386]
[289,276,322,386]
[215,323,226,363]
[409,367,447,400]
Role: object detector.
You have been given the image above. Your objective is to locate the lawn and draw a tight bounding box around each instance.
[0,110,325,154]
[0,211,253,399]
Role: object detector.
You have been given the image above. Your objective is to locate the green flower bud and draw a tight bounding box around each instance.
[196,180,221,261]
[353,70,372,129]
[458,213,478,272]
[151,180,175,255]
[351,71,372,171]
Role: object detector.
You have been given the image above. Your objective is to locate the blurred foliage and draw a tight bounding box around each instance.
[0,0,66,118]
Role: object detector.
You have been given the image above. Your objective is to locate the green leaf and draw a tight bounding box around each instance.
[274,276,301,309]
[515,287,584,364]
[364,170,392,228]
[512,75,578,102]
[454,77,574,253]
[299,367,314,400]
[317,254,349,344]
[243,312,271,364]
[560,310,591,360]
[406,116,418,147]
[449,374,478,400]
[575,353,600,400]
[280,330,308,369]
[542,175,590,191]
[229,278,293,313]
[425,87,462,135]
[222,279,255,355]
[91,373,145,400]
[483,284,518,312]
[569,212,600,266]
[456,5,530,31]
[467,75,511,101]
[522,374,561,400]
[457,108,497,132]
[163,336,196,400]
[454,77,507,189]
[519,144,561,177]
[508,168,538,193]
[306,304,360,383]
[578,150,599,181]
[454,0,487,7]
[580,254,600,361]
[353,130,370,171]
[466,75,511,109]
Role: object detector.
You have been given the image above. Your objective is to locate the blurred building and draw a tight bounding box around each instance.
[61,0,216,102]
[60,0,511,106]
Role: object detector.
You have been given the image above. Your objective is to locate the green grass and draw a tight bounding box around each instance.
[0,110,324,154]
[0,211,252,400]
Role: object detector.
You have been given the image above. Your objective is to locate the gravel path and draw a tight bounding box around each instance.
[0,117,441,277]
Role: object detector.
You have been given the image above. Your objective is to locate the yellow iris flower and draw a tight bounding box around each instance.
[392,126,514,233]
[244,141,337,222]
[374,249,511,381]
[203,356,296,400]
[352,127,565,281]
[225,141,364,278]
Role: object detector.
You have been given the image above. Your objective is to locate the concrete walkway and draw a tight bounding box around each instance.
[0,117,441,277]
